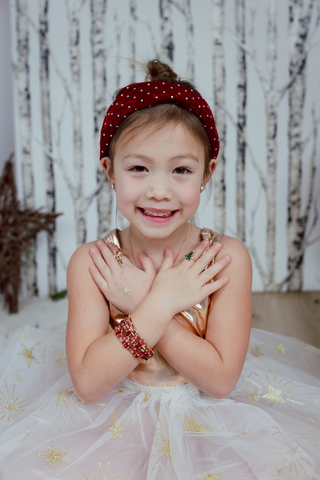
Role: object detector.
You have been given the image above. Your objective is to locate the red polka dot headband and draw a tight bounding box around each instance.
[100,81,219,159]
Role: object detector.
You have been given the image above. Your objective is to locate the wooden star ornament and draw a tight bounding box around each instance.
[0,157,61,313]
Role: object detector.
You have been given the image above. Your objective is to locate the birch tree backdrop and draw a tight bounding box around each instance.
[9,0,320,295]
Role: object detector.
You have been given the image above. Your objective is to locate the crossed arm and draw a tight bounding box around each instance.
[66,236,252,402]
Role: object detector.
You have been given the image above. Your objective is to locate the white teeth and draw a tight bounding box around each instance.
[143,209,173,217]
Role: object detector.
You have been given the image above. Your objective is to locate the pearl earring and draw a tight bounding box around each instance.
[200,185,204,193]
[111,183,115,191]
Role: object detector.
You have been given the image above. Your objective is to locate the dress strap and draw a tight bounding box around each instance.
[103,228,121,248]
[200,228,223,245]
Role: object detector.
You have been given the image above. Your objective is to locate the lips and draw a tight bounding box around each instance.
[139,208,176,217]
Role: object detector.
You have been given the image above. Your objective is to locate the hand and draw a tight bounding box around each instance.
[89,240,156,314]
[150,240,230,318]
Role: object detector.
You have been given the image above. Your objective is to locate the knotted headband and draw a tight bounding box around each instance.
[100,81,219,159]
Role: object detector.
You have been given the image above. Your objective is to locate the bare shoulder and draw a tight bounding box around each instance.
[219,234,251,260]
[213,234,252,291]
[67,240,97,276]
[67,240,109,323]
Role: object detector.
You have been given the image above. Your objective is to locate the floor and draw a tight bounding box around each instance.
[1,292,320,348]
[251,291,320,348]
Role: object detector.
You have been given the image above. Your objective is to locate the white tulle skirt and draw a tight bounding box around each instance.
[0,324,319,480]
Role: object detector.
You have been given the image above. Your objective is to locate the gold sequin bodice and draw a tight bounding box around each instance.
[104,228,223,387]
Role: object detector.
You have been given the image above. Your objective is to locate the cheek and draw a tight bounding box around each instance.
[179,186,201,214]
[115,179,139,210]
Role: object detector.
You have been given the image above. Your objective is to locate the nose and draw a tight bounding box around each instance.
[146,173,172,201]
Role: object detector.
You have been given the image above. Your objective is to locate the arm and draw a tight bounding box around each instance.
[156,236,252,398]
[66,241,227,403]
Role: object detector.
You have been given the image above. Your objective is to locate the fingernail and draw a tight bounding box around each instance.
[214,242,222,249]
[97,240,104,247]
[165,249,170,256]
[202,240,209,246]
[223,255,230,262]
[89,265,96,272]
[90,248,97,255]
[221,276,228,284]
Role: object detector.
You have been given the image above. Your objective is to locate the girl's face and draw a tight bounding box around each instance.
[102,122,215,240]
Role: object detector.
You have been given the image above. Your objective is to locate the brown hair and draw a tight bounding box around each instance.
[108,60,212,178]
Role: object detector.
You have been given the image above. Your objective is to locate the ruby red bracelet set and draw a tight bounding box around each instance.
[114,316,155,363]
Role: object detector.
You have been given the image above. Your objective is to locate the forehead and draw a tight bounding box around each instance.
[114,121,205,157]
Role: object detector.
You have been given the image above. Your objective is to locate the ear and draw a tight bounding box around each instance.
[100,157,114,183]
[204,159,217,184]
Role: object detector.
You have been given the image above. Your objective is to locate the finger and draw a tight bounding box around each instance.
[201,276,229,297]
[89,264,109,295]
[158,248,175,272]
[183,240,222,266]
[138,252,156,278]
[97,240,129,269]
[200,255,231,283]
[89,247,112,279]
[191,243,222,273]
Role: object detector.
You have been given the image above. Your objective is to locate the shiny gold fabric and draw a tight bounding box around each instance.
[104,228,223,387]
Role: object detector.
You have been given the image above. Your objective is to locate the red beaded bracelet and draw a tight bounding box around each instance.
[114,316,155,363]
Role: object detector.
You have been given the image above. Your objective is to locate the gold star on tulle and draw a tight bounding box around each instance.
[249,346,264,357]
[19,330,29,342]
[258,428,269,436]
[160,436,172,462]
[16,375,24,383]
[143,393,148,403]
[0,379,31,421]
[82,461,128,480]
[102,413,124,439]
[262,385,285,406]
[122,287,130,295]
[117,389,124,393]
[176,410,210,436]
[54,352,67,367]
[249,393,257,402]
[276,344,287,354]
[199,470,225,480]
[38,441,68,468]
[17,344,39,367]
[56,389,74,407]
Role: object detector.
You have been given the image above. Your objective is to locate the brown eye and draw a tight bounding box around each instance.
[173,167,191,174]
[130,166,148,172]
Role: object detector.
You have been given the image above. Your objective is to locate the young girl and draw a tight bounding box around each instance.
[0,60,319,480]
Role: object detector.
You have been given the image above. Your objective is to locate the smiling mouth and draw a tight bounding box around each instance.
[139,208,176,218]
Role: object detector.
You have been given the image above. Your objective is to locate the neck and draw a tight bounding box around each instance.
[123,223,191,271]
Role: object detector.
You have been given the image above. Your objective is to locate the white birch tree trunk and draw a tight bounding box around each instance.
[265,0,278,290]
[212,0,226,233]
[15,0,38,296]
[90,0,112,238]
[38,0,57,295]
[66,0,86,246]
[129,0,137,83]
[159,0,174,66]
[114,11,121,89]
[184,0,195,83]
[235,0,247,242]
[287,0,314,290]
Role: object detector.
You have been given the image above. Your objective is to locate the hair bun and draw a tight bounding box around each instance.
[145,59,180,83]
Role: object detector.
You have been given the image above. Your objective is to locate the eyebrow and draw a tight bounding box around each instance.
[123,154,199,163]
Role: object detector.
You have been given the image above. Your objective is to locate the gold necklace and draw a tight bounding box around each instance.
[128,224,190,267]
